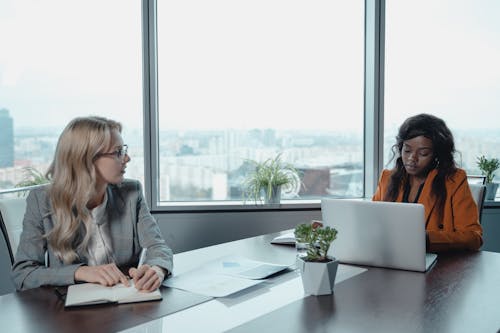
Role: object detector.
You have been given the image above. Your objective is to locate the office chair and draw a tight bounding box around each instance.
[467,175,486,185]
[0,198,27,296]
[468,183,486,223]
[0,222,16,295]
[0,197,28,265]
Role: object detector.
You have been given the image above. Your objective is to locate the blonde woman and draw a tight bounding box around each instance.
[12,116,173,291]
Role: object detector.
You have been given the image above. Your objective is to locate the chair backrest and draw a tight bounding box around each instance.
[0,222,16,295]
[0,197,28,265]
[467,175,486,185]
[469,184,486,223]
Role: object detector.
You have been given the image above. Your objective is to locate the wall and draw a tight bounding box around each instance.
[155,203,500,255]
[481,205,500,252]
[153,209,321,254]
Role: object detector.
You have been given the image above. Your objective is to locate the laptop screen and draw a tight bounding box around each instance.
[321,198,436,272]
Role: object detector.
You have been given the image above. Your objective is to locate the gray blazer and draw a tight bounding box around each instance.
[11,179,173,290]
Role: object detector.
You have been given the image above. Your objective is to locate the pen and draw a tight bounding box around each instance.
[54,288,66,301]
[138,248,147,268]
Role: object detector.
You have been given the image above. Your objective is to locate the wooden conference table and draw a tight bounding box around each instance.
[1,231,500,333]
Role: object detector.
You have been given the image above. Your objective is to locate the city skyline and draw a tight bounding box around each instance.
[2,110,499,202]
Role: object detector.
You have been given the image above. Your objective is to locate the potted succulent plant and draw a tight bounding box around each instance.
[476,155,500,200]
[294,223,338,295]
[242,153,301,204]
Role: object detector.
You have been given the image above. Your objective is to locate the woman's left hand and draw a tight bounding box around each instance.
[128,264,166,292]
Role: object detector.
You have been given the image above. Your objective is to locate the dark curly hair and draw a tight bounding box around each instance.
[385,114,458,220]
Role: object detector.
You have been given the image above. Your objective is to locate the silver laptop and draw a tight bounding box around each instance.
[321,198,437,272]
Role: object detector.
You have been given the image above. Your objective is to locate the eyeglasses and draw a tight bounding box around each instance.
[95,145,128,161]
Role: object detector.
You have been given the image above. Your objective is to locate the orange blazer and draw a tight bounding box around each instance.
[372,168,483,252]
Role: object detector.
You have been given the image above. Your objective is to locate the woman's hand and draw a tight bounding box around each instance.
[75,263,130,287]
[128,264,165,292]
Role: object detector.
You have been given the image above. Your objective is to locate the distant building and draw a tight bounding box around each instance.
[0,108,14,167]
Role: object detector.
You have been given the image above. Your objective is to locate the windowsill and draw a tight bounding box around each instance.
[484,199,500,208]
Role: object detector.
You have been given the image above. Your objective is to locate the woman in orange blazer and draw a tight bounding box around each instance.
[372,114,482,252]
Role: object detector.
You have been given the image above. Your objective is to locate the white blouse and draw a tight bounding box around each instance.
[87,193,114,266]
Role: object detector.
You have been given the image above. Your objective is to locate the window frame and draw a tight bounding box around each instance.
[142,0,385,212]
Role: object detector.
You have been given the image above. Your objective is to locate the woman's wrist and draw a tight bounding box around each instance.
[74,265,88,282]
[151,265,166,282]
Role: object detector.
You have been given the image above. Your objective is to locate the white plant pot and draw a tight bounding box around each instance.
[297,256,339,296]
[485,183,499,200]
[262,185,281,204]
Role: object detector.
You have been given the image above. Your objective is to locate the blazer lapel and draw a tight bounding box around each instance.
[418,169,438,226]
[105,185,132,264]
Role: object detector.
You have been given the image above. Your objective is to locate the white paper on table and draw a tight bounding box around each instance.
[164,271,262,297]
[163,255,292,297]
[217,255,291,280]
[270,232,296,245]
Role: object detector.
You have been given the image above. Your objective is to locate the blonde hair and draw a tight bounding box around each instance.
[46,116,122,264]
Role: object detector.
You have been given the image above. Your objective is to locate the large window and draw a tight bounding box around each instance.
[156,0,365,204]
[384,0,500,182]
[0,0,144,192]
[4,1,496,206]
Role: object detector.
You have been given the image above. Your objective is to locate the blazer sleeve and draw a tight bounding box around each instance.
[427,172,483,252]
[135,182,173,275]
[11,190,83,290]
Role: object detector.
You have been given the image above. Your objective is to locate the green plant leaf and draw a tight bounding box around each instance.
[15,166,49,188]
[241,153,302,204]
[476,155,500,183]
[294,223,338,262]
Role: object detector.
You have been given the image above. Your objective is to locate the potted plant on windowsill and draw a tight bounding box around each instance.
[242,153,301,205]
[477,155,500,200]
[14,166,50,197]
[294,223,338,295]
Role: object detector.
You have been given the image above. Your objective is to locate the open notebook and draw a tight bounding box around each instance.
[65,281,162,307]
